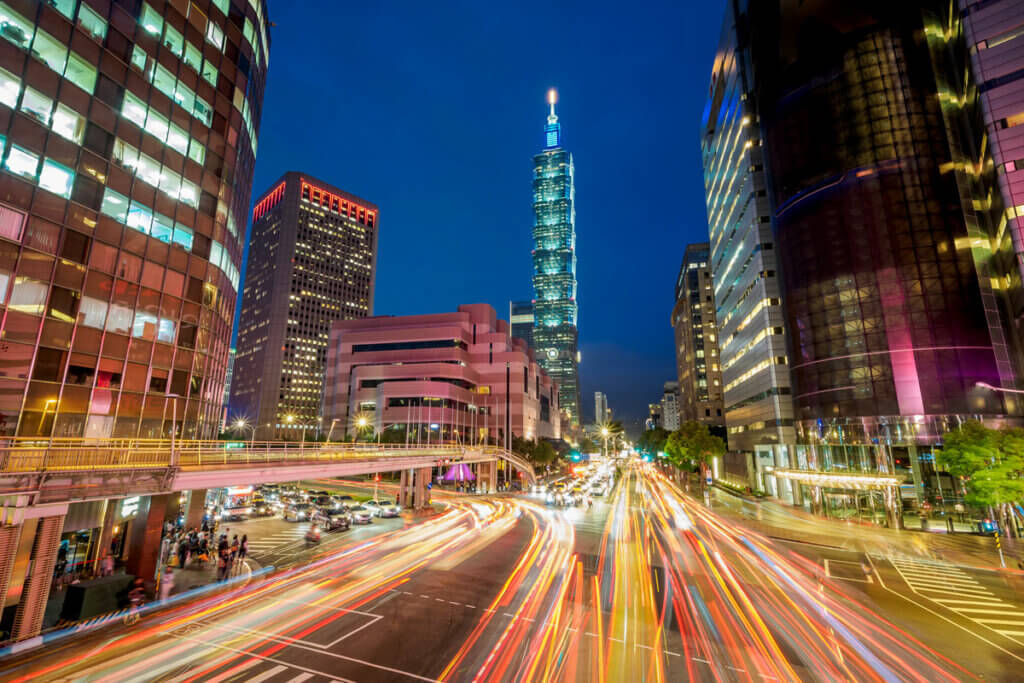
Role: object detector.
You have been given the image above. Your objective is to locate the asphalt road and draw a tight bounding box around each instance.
[1,468,1022,681]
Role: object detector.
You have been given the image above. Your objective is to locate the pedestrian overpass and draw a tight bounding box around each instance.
[0,439,534,649]
[0,438,536,507]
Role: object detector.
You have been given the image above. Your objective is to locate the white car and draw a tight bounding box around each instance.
[364,500,401,518]
[347,505,373,524]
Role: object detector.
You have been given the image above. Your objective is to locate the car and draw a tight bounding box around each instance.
[251,497,276,516]
[334,494,354,502]
[313,495,333,507]
[283,503,313,522]
[364,500,401,518]
[347,505,373,524]
[312,508,351,531]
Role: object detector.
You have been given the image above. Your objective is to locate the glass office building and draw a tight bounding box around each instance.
[741,1,1024,518]
[509,299,534,350]
[702,6,795,499]
[0,0,269,438]
[232,172,378,440]
[531,90,580,425]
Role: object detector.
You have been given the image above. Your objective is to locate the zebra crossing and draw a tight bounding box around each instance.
[887,555,1024,643]
[244,523,312,555]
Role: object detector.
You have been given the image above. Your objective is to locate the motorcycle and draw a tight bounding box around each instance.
[304,526,321,547]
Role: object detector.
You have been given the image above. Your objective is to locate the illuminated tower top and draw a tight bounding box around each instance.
[545,88,561,149]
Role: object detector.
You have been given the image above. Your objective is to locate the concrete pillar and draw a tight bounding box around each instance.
[88,500,116,572]
[398,469,410,508]
[185,489,207,529]
[125,494,172,582]
[419,468,432,508]
[0,523,23,616]
[11,514,64,642]
[413,468,426,509]
[791,481,804,507]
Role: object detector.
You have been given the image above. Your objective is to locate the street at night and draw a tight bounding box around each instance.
[3,467,1021,681]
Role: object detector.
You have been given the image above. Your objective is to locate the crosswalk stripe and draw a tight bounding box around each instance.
[947,607,1024,615]
[893,570,978,583]
[245,665,287,683]
[932,598,1008,605]
[976,619,1024,626]
[915,586,994,596]
[997,630,1024,637]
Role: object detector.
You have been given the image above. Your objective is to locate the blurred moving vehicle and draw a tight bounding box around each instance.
[312,508,351,531]
[283,503,313,522]
[347,506,373,524]
[364,500,401,518]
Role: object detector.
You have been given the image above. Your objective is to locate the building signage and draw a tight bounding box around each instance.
[120,496,141,518]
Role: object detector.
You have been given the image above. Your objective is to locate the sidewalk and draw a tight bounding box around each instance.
[44,554,261,630]
[697,484,1024,572]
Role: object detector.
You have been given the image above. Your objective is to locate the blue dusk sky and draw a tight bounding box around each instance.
[247,1,725,429]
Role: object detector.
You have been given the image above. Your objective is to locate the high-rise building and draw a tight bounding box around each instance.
[532,89,581,425]
[322,304,560,444]
[671,243,725,430]
[0,0,269,438]
[509,300,534,350]
[645,403,662,431]
[961,0,1024,327]
[731,1,1024,513]
[702,5,795,497]
[232,173,378,439]
[594,391,608,425]
[661,382,680,431]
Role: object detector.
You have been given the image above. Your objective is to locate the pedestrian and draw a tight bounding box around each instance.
[177,537,189,569]
[126,577,145,623]
[159,566,175,601]
[100,553,114,577]
[230,535,239,566]
[239,535,248,563]
[216,547,229,582]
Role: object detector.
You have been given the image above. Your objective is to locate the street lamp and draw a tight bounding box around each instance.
[601,426,610,460]
[233,418,255,448]
[326,418,339,443]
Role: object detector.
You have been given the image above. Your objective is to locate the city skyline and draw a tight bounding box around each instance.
[242,1,723,424]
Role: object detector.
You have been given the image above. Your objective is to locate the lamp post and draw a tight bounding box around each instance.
[356,416,368,444]
[601,426,610,461]
[326,418,339,443]
[233,419,255,448]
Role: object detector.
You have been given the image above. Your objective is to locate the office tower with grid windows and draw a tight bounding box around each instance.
[702,4,795,499]
[671,243,724,430]
[532,89,581,425]
[231,172,378,439]
[0,0,269,438]
[594,390,608,425]
[509,299,534,350]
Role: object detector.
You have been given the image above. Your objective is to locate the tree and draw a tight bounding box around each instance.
[665,421,726,480]
[939,421,1024,537]
[533,441,557,465]
[637,428,670,456]
[578,436,599,454]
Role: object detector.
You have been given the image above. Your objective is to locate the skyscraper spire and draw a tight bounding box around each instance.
[532,89,581,426]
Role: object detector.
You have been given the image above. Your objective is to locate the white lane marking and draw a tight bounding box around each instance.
[246,665,288,683]
[976,619,1024,626]
[285,674,313,683]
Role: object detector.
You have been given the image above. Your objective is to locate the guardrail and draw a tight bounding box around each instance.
[0,438,534,481]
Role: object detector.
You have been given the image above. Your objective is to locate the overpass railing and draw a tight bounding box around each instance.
[0,438,534,480]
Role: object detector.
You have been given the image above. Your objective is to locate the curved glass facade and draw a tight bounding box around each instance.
[748,2,1022,447]
[0,0,269,438]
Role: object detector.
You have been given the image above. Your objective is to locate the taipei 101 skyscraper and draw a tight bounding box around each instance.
[531,90,581,425]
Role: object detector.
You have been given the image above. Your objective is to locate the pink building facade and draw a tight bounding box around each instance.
[322,304,560,444]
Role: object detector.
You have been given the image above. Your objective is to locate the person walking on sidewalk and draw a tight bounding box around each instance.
[176,536,189,569]
[230,535,239,567]
[238,535,248,564]
[159,566,175,602]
